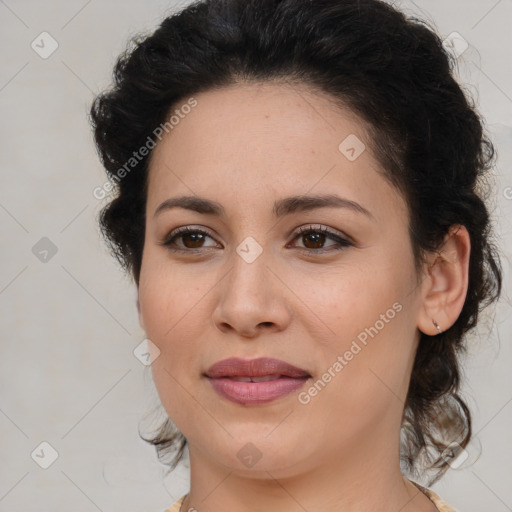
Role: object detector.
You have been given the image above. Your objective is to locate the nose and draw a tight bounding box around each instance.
[211,248,292,338]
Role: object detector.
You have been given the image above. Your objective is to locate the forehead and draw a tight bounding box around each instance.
[146,81,407,222]
[151,80,366,161]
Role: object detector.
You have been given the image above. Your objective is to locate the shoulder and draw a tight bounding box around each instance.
[411,481,460,512]
[164,494,186,512]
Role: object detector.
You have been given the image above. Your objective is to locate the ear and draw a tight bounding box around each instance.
[136,294,145,331]
[417,224,471,336]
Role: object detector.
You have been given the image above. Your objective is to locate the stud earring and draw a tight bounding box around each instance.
[432,318,442,334]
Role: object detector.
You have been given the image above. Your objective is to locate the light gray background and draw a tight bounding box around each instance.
[1,1,511,511]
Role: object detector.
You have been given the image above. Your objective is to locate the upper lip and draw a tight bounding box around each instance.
[205,357,311,379]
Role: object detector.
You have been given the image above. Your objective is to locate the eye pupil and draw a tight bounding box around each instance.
[303,232,325,249]
[183,232,205,248]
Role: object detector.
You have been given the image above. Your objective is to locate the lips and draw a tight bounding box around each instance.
[204,357,311,405]
[205,357,311,379]
[228,374,282,382]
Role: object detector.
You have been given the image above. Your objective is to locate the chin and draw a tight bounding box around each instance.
[201,435,309,478]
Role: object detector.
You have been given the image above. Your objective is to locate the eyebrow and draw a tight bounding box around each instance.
[153,193,375,221]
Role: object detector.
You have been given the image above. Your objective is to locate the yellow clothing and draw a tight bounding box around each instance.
[411,481,459,512]
[165,481,458,512]
[165,494,185,512]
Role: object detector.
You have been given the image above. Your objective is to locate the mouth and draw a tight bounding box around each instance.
[205,356,311,379]
[204,357,311,405]
[225,374,289,382]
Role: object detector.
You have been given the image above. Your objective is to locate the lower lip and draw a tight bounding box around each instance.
[207,376,309,405]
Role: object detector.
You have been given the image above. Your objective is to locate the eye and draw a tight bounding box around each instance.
[288,224,354,253]
[159,226,219,252]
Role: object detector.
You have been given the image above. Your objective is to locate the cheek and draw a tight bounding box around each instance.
[307,265,396,340]
[300,319,411,442]
[303,268,412,406]
[138,261,207,347]
[141,286,206,433]
[138,260,208,394]
[149,360,201,440]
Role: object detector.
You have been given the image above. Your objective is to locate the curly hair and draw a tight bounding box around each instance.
[89,0,503,486]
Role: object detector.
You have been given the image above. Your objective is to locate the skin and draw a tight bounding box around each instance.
[136,81,470,512]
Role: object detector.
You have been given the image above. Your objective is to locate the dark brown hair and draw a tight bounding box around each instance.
[90,0,503,486]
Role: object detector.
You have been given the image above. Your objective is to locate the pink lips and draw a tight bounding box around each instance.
[205,357,311,405]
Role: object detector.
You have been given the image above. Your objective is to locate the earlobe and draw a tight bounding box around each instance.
[432,318,442,334]
[417,224,471,336]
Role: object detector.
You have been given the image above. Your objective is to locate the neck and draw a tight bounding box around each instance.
[181,433,436,512]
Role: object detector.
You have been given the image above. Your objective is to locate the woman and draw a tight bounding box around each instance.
[89,0,503,511]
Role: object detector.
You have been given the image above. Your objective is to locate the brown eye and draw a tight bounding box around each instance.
[180,231,207,248]
[161,226,218,252]
[301,231,327,249]
[291,225,353,253]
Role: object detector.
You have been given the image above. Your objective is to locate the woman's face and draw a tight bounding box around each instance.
[138,82,426,477]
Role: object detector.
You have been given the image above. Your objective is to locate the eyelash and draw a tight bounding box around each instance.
[159,224,354,254]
